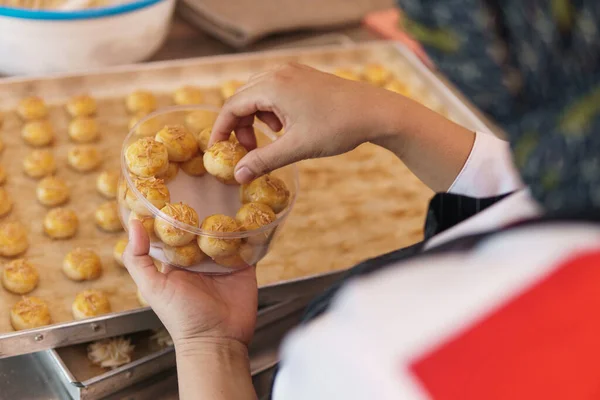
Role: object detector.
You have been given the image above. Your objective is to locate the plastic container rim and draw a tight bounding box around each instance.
[121,104,299,239]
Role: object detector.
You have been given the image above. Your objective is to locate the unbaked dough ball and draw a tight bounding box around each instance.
[125,137,169,177]
[173,86,204,105]
[0,222,28,257]
[23,150,57,179]
[66,94,97,117]
[95,201,123,232]
[44,207,78,239]
[68,117,99,143]
[163,242,205,267]
[36,176,70,207]
[155,125,198,162]
[63,248,102,281]
[154,203,199,247]
[128,212,156,241]
[96,170,120,199]
[180,155,206,176]
[333,68,360,81]
[185,110,217,133]
[157,162,179,183]
[125,177,170,216]
[17,96,48,120]
[126,90,157,114]
[10,297,52,331]
[0,166,7,185]
[198,214,241,259]
[0,188,12,217]
[362,64,391,86]
[2,259,39,295]
[113,238,128,267]
[72,289,111,320]
[203,141,247,184]
[22,119,54,147]
[240,174,290,213]
[68,145,101,172]
[220,80,243,100]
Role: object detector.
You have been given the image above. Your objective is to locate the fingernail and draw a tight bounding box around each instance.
[235,166,255,183]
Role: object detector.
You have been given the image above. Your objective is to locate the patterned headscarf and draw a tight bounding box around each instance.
[398,0,600,212]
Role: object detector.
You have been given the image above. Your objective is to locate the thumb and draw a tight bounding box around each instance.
[234,134,300,184]
[124,220,165,292]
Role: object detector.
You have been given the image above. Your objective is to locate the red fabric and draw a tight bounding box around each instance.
[410,250,600,400]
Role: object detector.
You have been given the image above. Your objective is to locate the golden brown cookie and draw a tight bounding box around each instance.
[36,176,69,207]
[95,201,123,232]
[126,90,157,114]
[125,137,169,177]
[66,94,97,117]
[173,86,204,105]
[125,176,170,216]
[67,145,101,172]
[154,202,198,247]
[240,174,290,213]
[72,289,111,320]
[155,125,198,162]
[198,214,241,259]
[0,222,28,257]
[203,141,247,184]
[22,119,54,147]
[10,297,52,331]
[96,170,120,199]
[44,208,78,239]
[23,150,57,179]
[17,96,48,120]
[62,248,102,281]
[68,117,99,143]
[1,259,39,295]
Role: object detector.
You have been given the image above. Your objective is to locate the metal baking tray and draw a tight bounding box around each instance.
[27,297,308,400]
[0,40,492,360]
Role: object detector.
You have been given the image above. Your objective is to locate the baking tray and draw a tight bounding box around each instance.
[30,297,308,400]
[0,40,489,359]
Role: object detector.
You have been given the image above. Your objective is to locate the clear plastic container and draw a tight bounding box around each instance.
[118,105,298,273]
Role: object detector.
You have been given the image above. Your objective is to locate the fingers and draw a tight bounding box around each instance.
[256,111,283,133]
[234,133,300,183]
[124,220,165,293]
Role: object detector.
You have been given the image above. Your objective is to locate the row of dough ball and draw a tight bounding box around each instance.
[8,288,147,331]
[20,116,100,147]
[23,146,102,179]
[11,82,241,127]
[0,247,114,293]
[41,200,123,239]
[332,63,412,96]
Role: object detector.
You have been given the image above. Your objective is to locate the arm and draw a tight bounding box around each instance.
[210,63,477,192]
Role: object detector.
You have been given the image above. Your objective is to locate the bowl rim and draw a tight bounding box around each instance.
[0,0,165,21]
[121,104,300,239]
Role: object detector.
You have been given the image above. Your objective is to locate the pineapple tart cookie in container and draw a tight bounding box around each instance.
[118,105,299,273]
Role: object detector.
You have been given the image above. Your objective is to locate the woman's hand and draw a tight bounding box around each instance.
[210,63,405,184]
[210,62,476,192]
[123,220,258,347]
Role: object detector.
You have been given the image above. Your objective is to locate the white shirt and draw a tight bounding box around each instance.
[272,132,598,399]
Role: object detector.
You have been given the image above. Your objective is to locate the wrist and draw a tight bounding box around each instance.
[175,336,250,363]
[366,90,414,156]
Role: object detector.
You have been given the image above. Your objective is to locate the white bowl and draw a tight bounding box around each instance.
[0,0,175,76]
